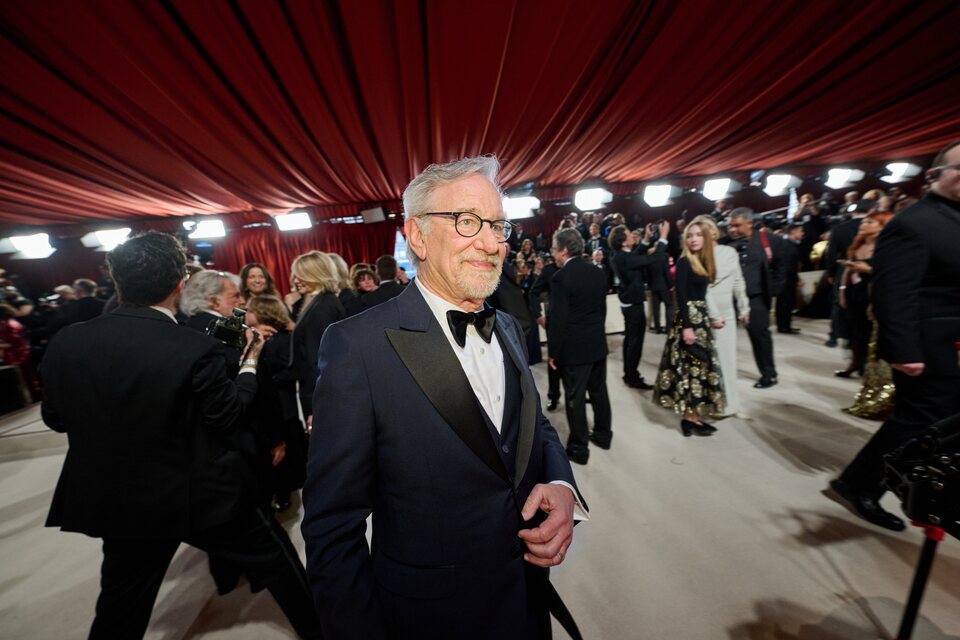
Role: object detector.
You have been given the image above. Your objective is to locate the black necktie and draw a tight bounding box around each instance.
[446,307,496,348]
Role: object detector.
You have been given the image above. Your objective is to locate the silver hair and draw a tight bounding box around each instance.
[402,155,503,266]
[729,207,755,222]
[179,270,240,316]
[552,227,585,256]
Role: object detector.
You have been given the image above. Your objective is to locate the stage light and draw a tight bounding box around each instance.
[503,196,540,220]
[701,178,740,201]
[275,210,312,231]
[188,219,226,239]
[643,184,675,207]
[881,162,921,184]
[825,168,864,189]
[82,227,131,251]
[2,233,56,259]
[574,188,613,211]
[763,174,801,197]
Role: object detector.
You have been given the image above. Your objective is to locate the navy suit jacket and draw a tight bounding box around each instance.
[301,283,580,639]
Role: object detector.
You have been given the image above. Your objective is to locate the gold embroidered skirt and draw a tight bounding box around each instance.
[845,323,895,420]
[654,301,725,416]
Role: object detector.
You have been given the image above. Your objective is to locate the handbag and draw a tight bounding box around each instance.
[682,341,711,364]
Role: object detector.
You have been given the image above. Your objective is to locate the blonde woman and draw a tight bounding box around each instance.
[693,215,750,416]
[654,220,725,436]
[290,251,345,424]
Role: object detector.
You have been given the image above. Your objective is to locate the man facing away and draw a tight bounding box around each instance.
[830,141,960,531]
[302,156,586,639]
[40,232,322,639]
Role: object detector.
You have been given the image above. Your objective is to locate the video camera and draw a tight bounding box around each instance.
[884,413,960,539]
[205,307,251,351]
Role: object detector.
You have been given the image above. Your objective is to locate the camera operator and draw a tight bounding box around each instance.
[831,141,960,532]
[39,232,322,639]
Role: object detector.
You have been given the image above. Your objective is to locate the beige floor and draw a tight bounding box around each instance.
[1,317,958,639]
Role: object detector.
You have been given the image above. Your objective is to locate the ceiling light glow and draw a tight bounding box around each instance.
[188,219,226,239]
[275,211,312,231]
[574,188,613,211]
[502,196,540,220]
[643,184,674,207]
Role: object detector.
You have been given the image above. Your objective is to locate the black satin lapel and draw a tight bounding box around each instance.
[494,317,536,490]
[386,325,510,485]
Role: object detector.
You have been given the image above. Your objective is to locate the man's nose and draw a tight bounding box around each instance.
[473,223,502,253]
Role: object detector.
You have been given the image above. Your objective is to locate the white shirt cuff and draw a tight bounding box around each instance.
[238,367,257,376]
[550,480,590,521]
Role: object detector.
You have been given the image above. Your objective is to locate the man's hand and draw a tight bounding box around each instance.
[710,320,725,329]
[536,315,547,329]
[518,483,575,567]
[257,324,278,339]
[244,328,265,357]
[270,441,286,466]
[658,220,670,239]
[738,313,750,326]
[548,357,557,370]
[892,362,925,376]
[306,414,313,434]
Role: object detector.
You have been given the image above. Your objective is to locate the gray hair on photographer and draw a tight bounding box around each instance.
[179,270,240,317]
[729,207,755,222]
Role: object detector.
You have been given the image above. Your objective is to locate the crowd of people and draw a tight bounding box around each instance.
[6,141,957,637]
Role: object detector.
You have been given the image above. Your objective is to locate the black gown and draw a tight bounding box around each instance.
[654,257,725,416]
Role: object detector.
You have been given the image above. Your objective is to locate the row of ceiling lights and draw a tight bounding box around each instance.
[0,162,923,259]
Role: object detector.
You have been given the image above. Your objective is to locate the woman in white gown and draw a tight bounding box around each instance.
[692,215,750,416]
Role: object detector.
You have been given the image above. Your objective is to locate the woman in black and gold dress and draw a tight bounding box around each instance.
[654,220,725,436]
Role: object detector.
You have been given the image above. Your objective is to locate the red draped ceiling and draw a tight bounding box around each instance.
[1,0,959,231]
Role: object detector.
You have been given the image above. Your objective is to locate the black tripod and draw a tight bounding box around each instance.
[895,522,952,640]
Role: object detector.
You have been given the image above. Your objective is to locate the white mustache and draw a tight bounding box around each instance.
[458,253,501,267]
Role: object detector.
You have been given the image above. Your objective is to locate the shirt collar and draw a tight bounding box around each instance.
[415,278,487,349]
[149,305,178,323]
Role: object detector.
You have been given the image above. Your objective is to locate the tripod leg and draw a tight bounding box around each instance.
[896,525,944,640]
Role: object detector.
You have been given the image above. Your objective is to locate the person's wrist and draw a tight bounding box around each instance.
[242,358,258,367]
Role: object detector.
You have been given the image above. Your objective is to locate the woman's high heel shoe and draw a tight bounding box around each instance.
[681,419,714,437]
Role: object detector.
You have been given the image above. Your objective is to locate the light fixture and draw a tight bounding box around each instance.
[81,227,131,251]
[643,184,676,207]
[701,178,740,201]
[275,209,312,231]
[188,219,226,239]
[574,188,613,211]
[502,195,540,220]
[0,233,57,259]
[881,162,921,184]
[824,168,864,189]
[763,174,801,197]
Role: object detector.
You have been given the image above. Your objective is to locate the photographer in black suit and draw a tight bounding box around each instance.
[831,141,960,532]
[549,228,611,464]
[40,232,321,639]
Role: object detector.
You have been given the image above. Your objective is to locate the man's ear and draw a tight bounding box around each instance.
[405,217,427,263]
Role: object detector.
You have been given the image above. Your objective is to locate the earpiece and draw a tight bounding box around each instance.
[926,167,943,183]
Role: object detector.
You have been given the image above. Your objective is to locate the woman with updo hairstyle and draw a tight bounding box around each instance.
[244,294,305,511]
[239,262,277,303]
[653,220,725,437]
[289,251,346,424]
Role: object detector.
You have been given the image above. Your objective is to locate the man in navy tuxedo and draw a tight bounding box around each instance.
[302,156,585,639]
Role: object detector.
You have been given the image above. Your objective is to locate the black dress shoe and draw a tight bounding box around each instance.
[589,431,612,450]
[546,399,559,411]
[623,376,654,390]
[753,377,778,389]
[680,419,714,437]
[824,338,837,347]
[566,449,589,465]
[828,479,906,532]
[778,328,801,334]
[834,369,854,378]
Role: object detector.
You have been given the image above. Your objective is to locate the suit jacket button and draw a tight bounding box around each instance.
[501,443,510,454]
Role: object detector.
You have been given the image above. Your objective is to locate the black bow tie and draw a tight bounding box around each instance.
[446,307,496,348]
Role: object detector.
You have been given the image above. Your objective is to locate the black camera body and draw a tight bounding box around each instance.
[884,416,960,538]
[205,307,249,351]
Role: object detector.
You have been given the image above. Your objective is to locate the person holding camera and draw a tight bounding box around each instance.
[831,141,960,532]
[180,269,244,339]
[39,232,322,639]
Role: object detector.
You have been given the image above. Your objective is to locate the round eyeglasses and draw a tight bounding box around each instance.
[417,212,513,242]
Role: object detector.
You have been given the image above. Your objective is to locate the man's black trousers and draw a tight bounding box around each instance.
[561,359,611,455]
[775,278,798,332]
[746,295,777,379]
[621,304,646,382]
[90,506,322,640]
[650,290,674,332]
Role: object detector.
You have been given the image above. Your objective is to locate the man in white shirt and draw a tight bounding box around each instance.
[302,156,585,640]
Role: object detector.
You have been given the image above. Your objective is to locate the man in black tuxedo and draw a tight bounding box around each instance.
[776,224,803,334]
[509,221,532,252]
[831,141,960,532]
[40,232,321,639]
[585,223,608,255]
[302,156,585,639]
[728,209,786,388]
[60,278,105,324]
[531,257,562,410]
[823,199,875,346]
[361,254,406,309]
[645,226,675,334]
[180,269,243,334]
[549,228,612,464]
[608,222,670,390]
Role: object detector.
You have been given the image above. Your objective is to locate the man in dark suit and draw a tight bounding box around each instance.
[831,142,960,532]
[180,269,243,335]
[645,226,675,334]
[302,157,585,640]
[584,223,608,255]
[60,278,105,323]
[361,254,406,309]
[40,232,321,639]
[509,221,532,252]
[823,199,875,346]
[608,222,670,389]
[776,224,803,334]
[549,227,612,464]
[531,256,562,410]
[728,208,786,388]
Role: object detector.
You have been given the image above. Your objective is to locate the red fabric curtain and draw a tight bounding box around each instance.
[2,0,959,230]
